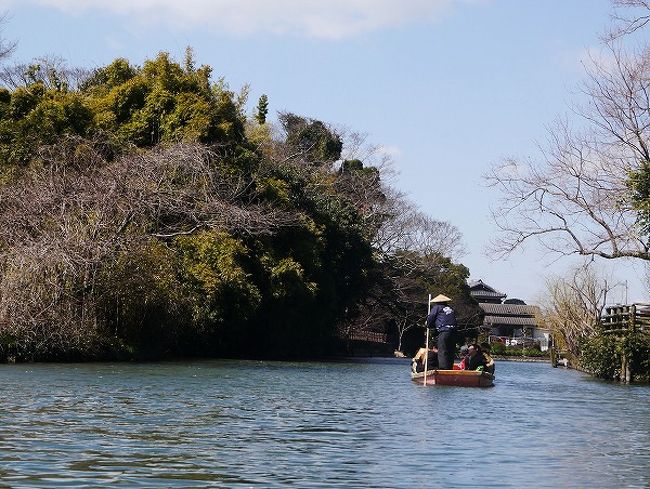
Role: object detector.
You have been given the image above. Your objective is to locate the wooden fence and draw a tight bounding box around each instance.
[600,304,650,383]
[347,331,388,344]
[601,304,650,335]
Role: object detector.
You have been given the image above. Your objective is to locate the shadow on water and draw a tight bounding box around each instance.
[0,359,648,488]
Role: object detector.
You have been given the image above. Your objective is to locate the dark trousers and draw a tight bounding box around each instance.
[437,331,455,370]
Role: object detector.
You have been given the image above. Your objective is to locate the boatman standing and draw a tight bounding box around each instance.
[426,294,457,370]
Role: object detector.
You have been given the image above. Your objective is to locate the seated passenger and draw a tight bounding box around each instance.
[457,345,469,370]
[480,342,495,375]
[463,343,487,371]
[411,345,439,373]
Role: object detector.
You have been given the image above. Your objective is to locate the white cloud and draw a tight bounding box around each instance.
[557,45,619,75]
[14,0,457,39]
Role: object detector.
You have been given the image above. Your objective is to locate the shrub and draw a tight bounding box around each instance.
[98,240,189,358]
[580,334,621,380]
[620,332,650,383]
[521,347,547,357]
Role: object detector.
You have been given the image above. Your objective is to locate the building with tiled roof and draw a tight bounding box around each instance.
[468,279,506,304]
[469,280,549,350]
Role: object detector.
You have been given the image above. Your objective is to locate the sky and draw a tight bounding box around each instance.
[0,0,648,305]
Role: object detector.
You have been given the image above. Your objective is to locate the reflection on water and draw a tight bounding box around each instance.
[0,359,648,488]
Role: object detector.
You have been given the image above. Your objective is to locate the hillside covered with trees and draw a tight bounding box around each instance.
[0,51,480,361]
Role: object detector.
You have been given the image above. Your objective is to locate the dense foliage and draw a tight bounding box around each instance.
[581,331,650,383]
[489,342,547,358]
[628,161,650,239]
[542,267,650,382]
[0,52,475,361]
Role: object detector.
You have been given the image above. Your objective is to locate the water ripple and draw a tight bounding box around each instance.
[0,360,648,488]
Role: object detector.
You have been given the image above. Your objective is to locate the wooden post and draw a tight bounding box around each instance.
[550,345,557,368]
[621,355,630,383]
[618,304,635,383]
[624,304,636,384]
[423,294,432,386]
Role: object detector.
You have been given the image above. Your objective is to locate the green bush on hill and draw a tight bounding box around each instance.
[0,51,475,361]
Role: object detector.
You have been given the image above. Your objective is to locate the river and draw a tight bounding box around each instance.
[0,359,648,488]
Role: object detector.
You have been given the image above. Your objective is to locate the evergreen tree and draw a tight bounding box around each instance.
[255,94,268,124]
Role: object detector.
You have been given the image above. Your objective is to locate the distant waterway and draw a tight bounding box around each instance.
[0,359,648,488]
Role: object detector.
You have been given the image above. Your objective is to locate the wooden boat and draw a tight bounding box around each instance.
[412,293,495,388]
[411,369,494,387]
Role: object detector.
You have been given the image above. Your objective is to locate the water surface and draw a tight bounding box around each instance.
[0,359,648,488]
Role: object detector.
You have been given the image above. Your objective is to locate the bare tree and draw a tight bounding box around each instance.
[337,139,466,351]
[372,187,465,261]
[608,1,650,40]
[0,13,15,62]
[543,265,618,358]
[0,137,297,359]
[0,55,90,90]
[486,44,650,262]
[346,191,467,354]
[338,128,398,181]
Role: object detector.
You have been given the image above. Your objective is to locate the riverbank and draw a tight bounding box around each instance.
[494,356,550,363]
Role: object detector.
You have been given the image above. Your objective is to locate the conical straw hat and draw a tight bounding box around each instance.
[430,294,451,303]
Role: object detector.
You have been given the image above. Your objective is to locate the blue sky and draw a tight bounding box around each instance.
[1,0,647,304]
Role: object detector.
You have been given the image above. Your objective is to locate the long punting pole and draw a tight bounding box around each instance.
[423,293,431,386]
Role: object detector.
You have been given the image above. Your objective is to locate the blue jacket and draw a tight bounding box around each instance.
[426,304,457,332]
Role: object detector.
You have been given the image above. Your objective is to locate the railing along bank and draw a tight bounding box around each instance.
[600,304,650,382]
